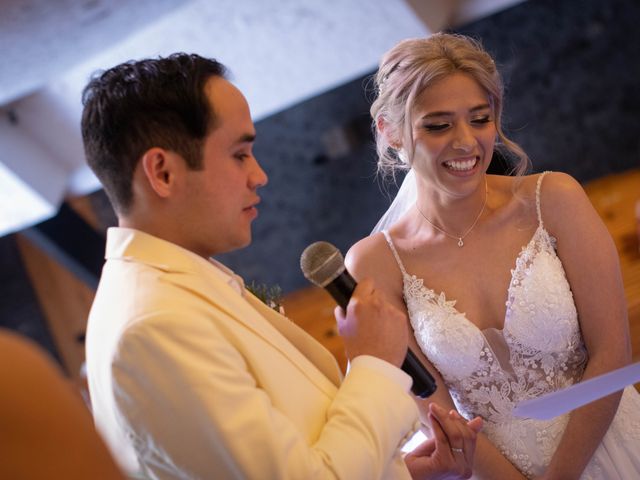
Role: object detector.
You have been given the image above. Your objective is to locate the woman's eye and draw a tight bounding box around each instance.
[471,116,492,125]
[234,153,249,161]
[424,123,450,132]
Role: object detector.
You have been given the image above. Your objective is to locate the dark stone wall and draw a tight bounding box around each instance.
[457,0,640,181]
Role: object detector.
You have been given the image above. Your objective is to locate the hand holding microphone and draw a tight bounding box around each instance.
[301,241,436,398]
[333,277,409,367]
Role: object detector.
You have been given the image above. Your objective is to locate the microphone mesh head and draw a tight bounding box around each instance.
[300,241,345,288]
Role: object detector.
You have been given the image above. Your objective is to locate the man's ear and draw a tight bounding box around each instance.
[140,147,176,199]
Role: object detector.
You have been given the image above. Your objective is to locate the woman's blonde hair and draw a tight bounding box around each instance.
[370,33,529,180]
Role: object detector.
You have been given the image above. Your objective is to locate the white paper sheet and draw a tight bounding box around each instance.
[513,362,640,420]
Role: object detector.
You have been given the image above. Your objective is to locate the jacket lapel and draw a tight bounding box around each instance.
[108,228,342,396]
[244,292,343,386]
[175,265,342,397]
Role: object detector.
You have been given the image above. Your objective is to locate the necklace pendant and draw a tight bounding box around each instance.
[457,238,464,247]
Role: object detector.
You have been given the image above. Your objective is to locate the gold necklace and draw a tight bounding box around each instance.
[416,177,488,247]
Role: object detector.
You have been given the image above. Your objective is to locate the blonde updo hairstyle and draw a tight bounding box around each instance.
[371,33,529,180]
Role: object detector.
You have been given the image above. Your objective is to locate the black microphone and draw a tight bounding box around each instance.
[300,241,437,399]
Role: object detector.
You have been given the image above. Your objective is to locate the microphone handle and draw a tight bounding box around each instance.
[403,348,437,398]
[325,272,356,310]
[326,270,436,398]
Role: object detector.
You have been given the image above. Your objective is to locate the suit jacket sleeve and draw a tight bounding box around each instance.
[112,304,418,480]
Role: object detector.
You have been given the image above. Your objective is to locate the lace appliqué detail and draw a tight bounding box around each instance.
[405,226,590,478]
[384,172,640,478]
[504,226,587,392]
[406,277,484,381]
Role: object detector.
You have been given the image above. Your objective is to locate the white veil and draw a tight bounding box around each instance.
[371,168,417,234]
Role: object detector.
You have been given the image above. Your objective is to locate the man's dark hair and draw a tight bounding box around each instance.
[81,53,227,214]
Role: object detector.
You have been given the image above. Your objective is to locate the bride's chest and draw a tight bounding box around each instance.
[403,236,529,331]
[405,233,582,380]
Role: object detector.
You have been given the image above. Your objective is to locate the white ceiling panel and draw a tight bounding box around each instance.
[0,0,188,104]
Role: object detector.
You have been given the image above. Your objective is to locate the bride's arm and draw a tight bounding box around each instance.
[346,237,527,480]
[539,172,630,479]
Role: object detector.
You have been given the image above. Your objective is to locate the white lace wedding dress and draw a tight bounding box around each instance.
[383,173,640,479]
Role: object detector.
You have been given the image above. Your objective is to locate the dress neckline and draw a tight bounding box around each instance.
[387,224,556,334]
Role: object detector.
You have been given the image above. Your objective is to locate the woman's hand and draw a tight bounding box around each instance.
[405,403,483,480]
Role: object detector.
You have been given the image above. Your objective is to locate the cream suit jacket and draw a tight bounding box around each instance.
[86,228,419,480]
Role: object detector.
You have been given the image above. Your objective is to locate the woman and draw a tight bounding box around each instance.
[347,33,640,479]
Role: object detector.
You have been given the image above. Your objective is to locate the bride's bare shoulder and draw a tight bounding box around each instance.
[346,232,386,271]
[491,172,539,195]
[346,232,400,282]
[490,173,550,211]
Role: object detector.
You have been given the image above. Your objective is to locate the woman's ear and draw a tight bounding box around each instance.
[140,147,176,199]
[376,115,386,136]
[377,116,401,150]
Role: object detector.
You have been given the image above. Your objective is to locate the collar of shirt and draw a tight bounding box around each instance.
[207,258,245,296]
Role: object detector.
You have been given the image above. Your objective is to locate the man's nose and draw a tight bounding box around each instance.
[250,157,268,188]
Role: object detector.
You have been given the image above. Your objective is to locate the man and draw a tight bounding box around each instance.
[82,53,481,479]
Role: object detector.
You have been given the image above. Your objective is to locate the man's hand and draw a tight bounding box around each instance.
[333,278,408,367]
[404,403,483,480]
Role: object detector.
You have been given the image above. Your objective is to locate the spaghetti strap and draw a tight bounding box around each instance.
[535,171,551,228]
[381,230,409,277]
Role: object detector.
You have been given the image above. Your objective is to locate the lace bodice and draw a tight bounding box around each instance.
[383,173,640,478]
[404,221,587,399]
[394,221,591,471]
[384,173,594,476]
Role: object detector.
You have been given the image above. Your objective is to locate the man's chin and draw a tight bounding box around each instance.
[239,235,252,249]
[218,233,252,255]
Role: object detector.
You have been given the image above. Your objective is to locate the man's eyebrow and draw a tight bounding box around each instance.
[231,133,256,145]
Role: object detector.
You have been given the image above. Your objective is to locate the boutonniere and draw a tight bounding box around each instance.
[246,281,285,315]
